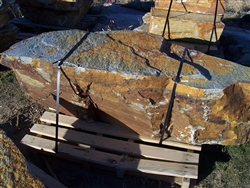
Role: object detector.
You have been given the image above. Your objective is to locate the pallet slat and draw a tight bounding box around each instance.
[30,124,199,164]
[41,111,201,151]
[21,135,198,179]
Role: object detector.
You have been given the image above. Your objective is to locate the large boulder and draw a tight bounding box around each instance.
[0,30,250,145]
[17,0,93,26]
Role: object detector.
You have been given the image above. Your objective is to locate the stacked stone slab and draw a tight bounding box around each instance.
[0,0,19,52]
[149,0,226,52]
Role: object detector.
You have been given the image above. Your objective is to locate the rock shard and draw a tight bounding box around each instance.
[1,30,250,145]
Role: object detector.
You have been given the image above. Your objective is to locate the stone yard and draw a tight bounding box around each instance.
[0,0,250,187]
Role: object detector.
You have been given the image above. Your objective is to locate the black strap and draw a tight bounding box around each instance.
[162,0,173,39]
[159,48,189,145]
[207,0,219,54]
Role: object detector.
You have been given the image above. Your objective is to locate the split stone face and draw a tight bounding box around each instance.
[17,0,93,26]
[149,0,226,46]
[1,30,250,145]
[155,0,226,15]
[149,7,225,42]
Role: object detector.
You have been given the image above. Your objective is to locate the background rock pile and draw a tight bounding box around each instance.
[0,0,19,52]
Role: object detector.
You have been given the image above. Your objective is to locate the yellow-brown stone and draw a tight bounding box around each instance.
[149,8,225,42]
[155,0,226,15]
[0,129,44,187]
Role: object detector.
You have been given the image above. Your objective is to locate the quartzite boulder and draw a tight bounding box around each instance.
[17,0,93,26]
[1,30,250,145]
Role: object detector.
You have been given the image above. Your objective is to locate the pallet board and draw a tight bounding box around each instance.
[30,123,199,164]
[21,111,201,187]
[41,111,201,151]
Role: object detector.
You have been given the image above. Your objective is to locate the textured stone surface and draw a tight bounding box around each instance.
[17,0,93,26]
[0,24,19,52]
[0,129,44,187]
[1,30,250,145]
[0,0,15,28]
[149,8,225,42]
[155,0,226,14]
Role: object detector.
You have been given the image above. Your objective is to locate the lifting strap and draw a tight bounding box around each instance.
[207,0,219,54]
[162,0,173,39]
[52,32,89,153]
[159,48,190,145]
[55,61,62,153]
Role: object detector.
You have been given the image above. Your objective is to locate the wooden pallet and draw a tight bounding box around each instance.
[21,111,201,188]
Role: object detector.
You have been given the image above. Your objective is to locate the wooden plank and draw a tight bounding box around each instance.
[31,124,199,164]
[181,177,190,188]
[41,111,201,151]
[21,135,198,178]
[27,162,67,188]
